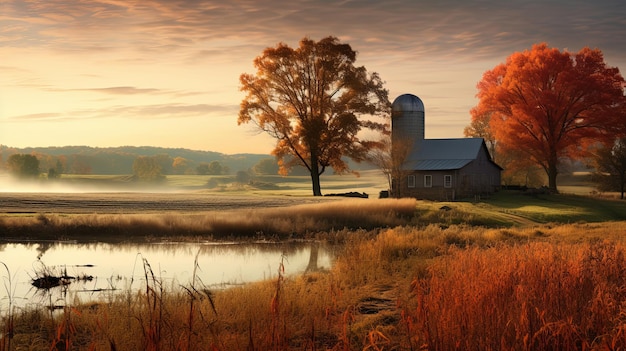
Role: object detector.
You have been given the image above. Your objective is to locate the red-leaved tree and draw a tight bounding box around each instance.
[472,43,625,191]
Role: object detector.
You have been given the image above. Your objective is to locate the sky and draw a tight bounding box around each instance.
[1,0,625,155]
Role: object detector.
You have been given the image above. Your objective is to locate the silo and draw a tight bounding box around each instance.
[391,93,425,145]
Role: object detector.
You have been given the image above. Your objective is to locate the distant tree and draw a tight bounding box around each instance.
[206,177,220,189]
[196,163,210,175]
[592,137,626,199]
[235,170,252,183]
[153,154,173,175]
[7,154,40,178]
[207,161,223,175]
[172,157,193,175]
[498,148,546,188]
[47,167,60,179]
[68,155,92,174]
[132,156,164,182]
[253,158,279,175]
[222,165,231,175]
[239,36,390,196]
[367,134,413,197]
[464,108,497,162]
[473,43,625,192]
[55,159,64,175]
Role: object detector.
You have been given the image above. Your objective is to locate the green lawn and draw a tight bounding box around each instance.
[482,190,626,223]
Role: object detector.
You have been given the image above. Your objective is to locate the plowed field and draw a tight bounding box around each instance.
[0,192,332,214]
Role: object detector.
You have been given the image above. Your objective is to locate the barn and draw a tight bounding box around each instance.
[391,93,502,200]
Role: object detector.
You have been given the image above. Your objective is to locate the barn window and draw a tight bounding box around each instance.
[407,175,416,188]
[444,175,452,188]
[424,175,432,188]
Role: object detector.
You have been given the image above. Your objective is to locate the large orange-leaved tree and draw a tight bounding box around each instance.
[238,36,390,196]
[472,43,625,192]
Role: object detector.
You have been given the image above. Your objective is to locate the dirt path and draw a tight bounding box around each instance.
[498,211,541,226]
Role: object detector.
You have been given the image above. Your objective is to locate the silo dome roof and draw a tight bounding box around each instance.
[392,94,425,113]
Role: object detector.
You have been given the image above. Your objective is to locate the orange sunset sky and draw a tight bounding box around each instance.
[1,0,625,154]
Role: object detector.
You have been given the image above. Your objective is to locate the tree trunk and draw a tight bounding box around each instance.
[310,172,322,196]
[547,161,558,193]
[619,172,626,200]
[309,153,322,196]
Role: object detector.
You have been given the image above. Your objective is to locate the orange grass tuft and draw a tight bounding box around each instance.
[410,240,626,350]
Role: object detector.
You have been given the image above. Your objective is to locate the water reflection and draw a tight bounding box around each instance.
[0,240,336,310]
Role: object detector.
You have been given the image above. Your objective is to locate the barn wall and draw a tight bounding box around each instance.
[400,170,457,200]
[398,150,501,201]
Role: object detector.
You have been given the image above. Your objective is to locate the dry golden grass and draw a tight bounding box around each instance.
[0,198,418,241]
[4,222,626,350]
[409,240,626,350]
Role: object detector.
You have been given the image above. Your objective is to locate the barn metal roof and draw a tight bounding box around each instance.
[404,159,473,171]
[402,138,488,171]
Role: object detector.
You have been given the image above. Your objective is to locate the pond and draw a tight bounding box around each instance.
[0,240,336,311]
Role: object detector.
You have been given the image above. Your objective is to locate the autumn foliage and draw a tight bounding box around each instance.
[471,43,625,191]
[239,36,390,196]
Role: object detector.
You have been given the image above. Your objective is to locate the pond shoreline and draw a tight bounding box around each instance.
[1,239,335,312]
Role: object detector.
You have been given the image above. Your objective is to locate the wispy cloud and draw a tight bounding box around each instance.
[78,87,162,95]
[9,103,238,121]
[102,103,238,119]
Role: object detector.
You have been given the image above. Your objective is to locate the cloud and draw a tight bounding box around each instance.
[3,0,624,63]
[79,86,162,95]
[10,112,64,120]
[102,103,238,119]
[9,103,238,121]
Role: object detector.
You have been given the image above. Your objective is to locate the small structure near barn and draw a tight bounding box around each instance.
[391,94,502,200]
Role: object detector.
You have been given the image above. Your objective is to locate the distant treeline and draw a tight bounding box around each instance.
[0,145,273,176]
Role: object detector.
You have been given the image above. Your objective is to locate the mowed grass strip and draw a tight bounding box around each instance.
[483,190,626,223]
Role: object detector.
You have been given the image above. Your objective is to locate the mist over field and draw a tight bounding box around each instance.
[0,174,91,193]
[0,174,176,194]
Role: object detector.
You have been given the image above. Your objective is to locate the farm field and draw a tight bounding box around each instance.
[1,170,625,239]
[0,191,334,214]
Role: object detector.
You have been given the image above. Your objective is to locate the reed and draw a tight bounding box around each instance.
[0,263,15,351]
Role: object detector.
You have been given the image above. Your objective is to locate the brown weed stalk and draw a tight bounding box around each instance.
[268,254,287,351]
[139,257,164,351]
[0,263,15,351]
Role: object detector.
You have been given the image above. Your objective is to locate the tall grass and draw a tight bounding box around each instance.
[0,263,15,351]
[0,198,418,240]
[408,240,626,350]
[2,222,626,349]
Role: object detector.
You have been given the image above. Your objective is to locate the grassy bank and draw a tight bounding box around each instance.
[2,190,625,241]
[0,198,418,241]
